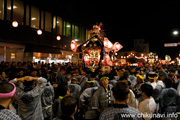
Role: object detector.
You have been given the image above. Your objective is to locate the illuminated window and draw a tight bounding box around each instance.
[31,6,39,29]
[53,16,62,34]
[75,25,79,39]
[41,11,44,29]
[80,27,86,41]
[63,21,66,35]
[45,12,52,32]
[66,21,71,36]
[72,24,75,38]
[63,21,71,36]
[57,16,62,35]
[13,0,24,25]
[7,0,11,21]
[72,24,79,39]
[53,16,56,31]
[0,0,4,20]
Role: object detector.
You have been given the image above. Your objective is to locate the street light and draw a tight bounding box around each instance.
[173,30,178,35]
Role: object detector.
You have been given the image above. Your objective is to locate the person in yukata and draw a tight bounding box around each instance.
[133,74,144,103]
[79,77,99,120]
[68,77,81,101]
[91,76,114,119]
[176,69,180,95]
[80,74,99,93]
[159,78,179,120]
[100,81,139,120]
[41,79,54,120]
[0,82,21,120]
[120,78,139,109]
[10,76,47,120]
[53,84,70,119]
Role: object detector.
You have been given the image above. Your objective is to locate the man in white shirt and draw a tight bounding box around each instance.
[139,83,156,120]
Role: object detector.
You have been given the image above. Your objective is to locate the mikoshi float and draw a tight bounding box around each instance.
[70,24,123,73]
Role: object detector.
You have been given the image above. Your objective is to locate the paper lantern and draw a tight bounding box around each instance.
[104,37,113,48]
[12,21,18,27]
[113,42,123,52]
[37,29,42,35]
[71,40,77,52]
[56,35,61,40]
[104,37,113,52]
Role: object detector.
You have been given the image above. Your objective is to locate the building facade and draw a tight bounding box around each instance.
[0,0,91,63]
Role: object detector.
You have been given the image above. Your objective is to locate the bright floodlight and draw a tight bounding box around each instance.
[173,30,178,35]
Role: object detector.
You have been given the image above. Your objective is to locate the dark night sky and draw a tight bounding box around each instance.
[31,0,180,59]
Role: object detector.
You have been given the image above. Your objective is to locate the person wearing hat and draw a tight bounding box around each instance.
[68,77,81,101]
[91,76,114,118]
[10,76,47,120]
[128,69,137,89]
[133,74,144,102]
[147,72,160,89]
[0,82,21,120]
[147,72,165,113]
[79,77,98,119]
[80,74,99,93]
[140,69,146,79]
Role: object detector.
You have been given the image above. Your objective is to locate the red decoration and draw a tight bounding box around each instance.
[71,40,77,52]
[84,54,89,61]
[113,42,123,52]
[104,37,113,52]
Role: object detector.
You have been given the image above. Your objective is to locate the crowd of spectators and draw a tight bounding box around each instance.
[0,61,180,120]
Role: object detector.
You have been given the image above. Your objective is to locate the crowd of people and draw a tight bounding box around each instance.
[0,61,180,120]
